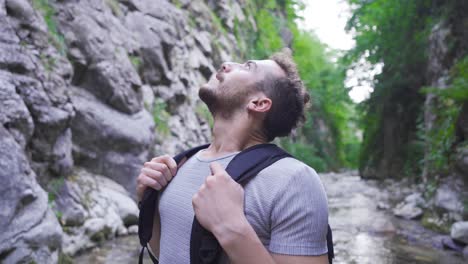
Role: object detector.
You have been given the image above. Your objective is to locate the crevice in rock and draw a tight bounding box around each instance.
[0,247,15,261]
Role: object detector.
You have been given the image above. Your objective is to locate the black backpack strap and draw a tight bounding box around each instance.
[138,245,159,264]
[138,143,211,264]
[190,144,291,264]
[327,225,334,264]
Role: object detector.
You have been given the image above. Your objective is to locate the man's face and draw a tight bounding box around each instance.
[199,59,284,117]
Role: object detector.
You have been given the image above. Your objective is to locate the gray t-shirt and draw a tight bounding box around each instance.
[158,149,329,263]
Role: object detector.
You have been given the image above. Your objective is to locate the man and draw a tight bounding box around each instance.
[136,49,329,264]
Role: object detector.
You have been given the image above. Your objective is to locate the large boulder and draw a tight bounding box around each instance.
[434,181,465,215]
[451,222,468,244]
[0,125,62,263]
[70,87,154,194]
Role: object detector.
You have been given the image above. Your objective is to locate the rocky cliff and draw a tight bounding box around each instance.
[0,0,257,262]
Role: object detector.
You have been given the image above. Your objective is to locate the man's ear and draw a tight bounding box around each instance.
[247,96,272,113]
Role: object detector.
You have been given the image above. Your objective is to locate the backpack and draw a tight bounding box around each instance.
[138,143,334,264]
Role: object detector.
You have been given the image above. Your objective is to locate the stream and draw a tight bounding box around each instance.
[74,171,465,263]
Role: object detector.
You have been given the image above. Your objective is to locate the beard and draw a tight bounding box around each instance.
[199,75,251,119]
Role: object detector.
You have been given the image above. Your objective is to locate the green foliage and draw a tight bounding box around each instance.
[129,54,142,71]
[39,52,56,72]
[47,177,65,222]
[281,140,328,172]
[32,0,66,55]
[105,0,122,16]
[422,56,468,101]
[171,0,183,9]
[419,56,468,175]
[346,0,433,178]
[152,99,171,137]
[252,9,284,58]
[58,252,73,264]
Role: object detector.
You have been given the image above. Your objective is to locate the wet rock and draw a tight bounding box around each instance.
[404,192,427,208]
[84,218,111,242]
[377,201,390,210]
[128,225,138,235]
[434,182,465,214]
[451,221,468,244]
[441,236,465,252]
[370,218,396,234]
[393,202,423,220]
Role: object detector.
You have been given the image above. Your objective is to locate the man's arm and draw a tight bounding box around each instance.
[214,216,329,264]
[136,154,179,258]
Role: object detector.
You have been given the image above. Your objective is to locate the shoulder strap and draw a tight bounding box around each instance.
[190,144,292,264]
[138,143,210,264]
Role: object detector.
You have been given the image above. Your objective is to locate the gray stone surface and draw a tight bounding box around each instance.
[434,182,465,214]
[393,202,424,220]
[56,168,139,255]
[70,87,154,194]
[0,125,62,263]
[451,222,468,245]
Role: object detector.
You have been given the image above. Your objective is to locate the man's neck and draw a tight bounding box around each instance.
[201,114,267,159]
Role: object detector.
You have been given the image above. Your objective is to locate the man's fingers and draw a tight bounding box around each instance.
[152,155,178,176]
[144,162,172,182]
[140,175,162,191]
[141,167,168,186]
[209,162,225,176]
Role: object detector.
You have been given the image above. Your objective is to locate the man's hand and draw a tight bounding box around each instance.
[192,162,247,242]
[136,154,178,202]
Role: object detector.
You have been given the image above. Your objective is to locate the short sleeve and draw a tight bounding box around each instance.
[268,165,329,256]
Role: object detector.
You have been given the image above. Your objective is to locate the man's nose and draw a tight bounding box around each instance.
[220,62,237,73]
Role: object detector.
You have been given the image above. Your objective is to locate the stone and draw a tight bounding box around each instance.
[451,221,468,244]
[377,201,390,210]
[434,183,465,214]
[55,168,139,255]
[404,192,426,208]
[117,226,128,236]
[70,87,154,194]
[128,225,138,235]
[455,143,468,178]
[441,236,465,252]
[0,125,62,263]
[393,202,423,220]
[0,70,34,148]
[370,218,396,234]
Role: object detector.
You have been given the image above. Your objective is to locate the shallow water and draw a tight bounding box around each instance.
[74,172,465,264]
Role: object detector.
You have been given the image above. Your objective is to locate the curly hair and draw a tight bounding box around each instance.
[255,48,310,141]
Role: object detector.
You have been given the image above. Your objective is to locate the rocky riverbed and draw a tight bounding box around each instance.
[74,171,466,264]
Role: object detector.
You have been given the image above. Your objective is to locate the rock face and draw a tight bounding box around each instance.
[0,0,257,262]
[54,168,139,255]
[0,125,62,263]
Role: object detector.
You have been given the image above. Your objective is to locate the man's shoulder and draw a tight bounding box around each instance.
[260,156,317,176]
[253,157,321,187]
